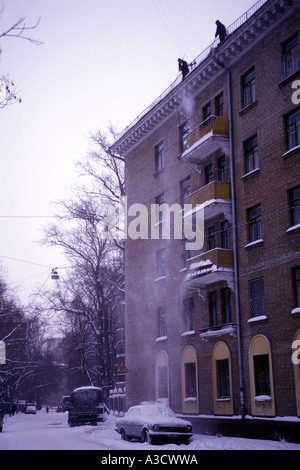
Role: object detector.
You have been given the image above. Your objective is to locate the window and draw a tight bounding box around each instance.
[244,135,259,174]
[185,363,197,398]
[215,93,224,117]
[293,267,300,308]
[217,156,226,182]
[289,186,300,227]
[281,34,299,80]
[205,163,213,184]
[184,298,195,332]
[157,306,167,337]
[179,122,190,154]
[208,225,216,250]
[242,68,256,108]
[217,359,230,399]
[156,193,165,231]
[221,288,232,324]
[180,177,191,202]
[286,109,300,150]
[155,141,164,172]
[209,292,218,326]
[249,277,266,318]
[247,204,262,243]
[221,220,229,249]
[156,248,166,277]
[203,102,212,121]
[158,366,168,398]
[254,354,271,397]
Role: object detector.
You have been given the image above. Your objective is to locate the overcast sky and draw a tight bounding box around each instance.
[0,0,257,302]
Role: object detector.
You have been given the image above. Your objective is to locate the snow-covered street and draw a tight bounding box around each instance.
[0,410,299,451]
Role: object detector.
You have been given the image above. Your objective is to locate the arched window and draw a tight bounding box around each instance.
[249,335,275,417]
[212,342,233,415]
[155,350,169,401]
[181,346,199,414]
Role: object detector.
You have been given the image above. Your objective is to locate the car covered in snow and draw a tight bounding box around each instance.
[115,402,193,444]
[25,404,37,415]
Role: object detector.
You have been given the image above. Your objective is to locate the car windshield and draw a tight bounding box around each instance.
[140,405,175,418]
[72,389,102,408]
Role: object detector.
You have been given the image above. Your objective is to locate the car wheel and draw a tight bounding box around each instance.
[142,429,152,444]
[120,428,128,441]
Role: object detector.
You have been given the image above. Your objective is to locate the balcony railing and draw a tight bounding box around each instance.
[185,181,231,206]
[186,248,234,287]
[185,181,232,221]
[182,116,230,163]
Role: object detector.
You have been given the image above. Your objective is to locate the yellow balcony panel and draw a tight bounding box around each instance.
[186,182,231,206]
[185,182,232,221]
[183,116,230,164]
[186,249,234,288]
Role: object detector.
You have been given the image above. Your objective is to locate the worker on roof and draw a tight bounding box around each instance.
[215,20,227,42]
[178,58,189,81]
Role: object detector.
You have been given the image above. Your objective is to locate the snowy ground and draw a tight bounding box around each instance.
[0,410,299,451]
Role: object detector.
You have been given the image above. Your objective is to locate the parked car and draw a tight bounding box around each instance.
[115,402,193,445]
[25,404,37,415]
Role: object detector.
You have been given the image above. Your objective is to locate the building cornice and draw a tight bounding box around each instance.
[111,0,299,157]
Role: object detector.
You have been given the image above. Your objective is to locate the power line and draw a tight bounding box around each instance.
[0,254,52,268]
[151,0,190,57]
[0,215,55,219]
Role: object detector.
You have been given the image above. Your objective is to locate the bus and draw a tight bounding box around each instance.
[68,386,105,427]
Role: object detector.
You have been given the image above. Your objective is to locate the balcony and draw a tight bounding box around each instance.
[185,181,232,221]
[186,248,234,288]
[182,116,230,164]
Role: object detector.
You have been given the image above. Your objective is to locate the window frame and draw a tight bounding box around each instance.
[244,135,259,174]
[183,298,195,332]
[242,67,256,109]
[289,185,300,227]
[157,306,167,338]
[285,109,300,151]
[247,204,263,243]
[221,288,232,324]
[155,141,164,173]
[179,122,190,155]
[209,291,218,327]
[281,33,299,81]
[293,267,300,309]
[249,277,266,319]
[217,359,230,399]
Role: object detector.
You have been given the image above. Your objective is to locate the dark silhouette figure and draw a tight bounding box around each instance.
[178,58,189,80]
[215,20,227,42]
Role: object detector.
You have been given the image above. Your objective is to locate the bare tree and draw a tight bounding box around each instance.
[0,6,42,108]
[40,124,125,391]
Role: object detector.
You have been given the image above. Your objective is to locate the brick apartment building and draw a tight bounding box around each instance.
[111,0,300,431]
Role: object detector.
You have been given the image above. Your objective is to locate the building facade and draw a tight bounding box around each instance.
[111,0,300,423]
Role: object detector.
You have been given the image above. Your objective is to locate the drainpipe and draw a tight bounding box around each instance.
[212,48,245,418]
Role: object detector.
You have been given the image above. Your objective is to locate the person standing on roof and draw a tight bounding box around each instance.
[178,58,189,81]
[215,20,227,42]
